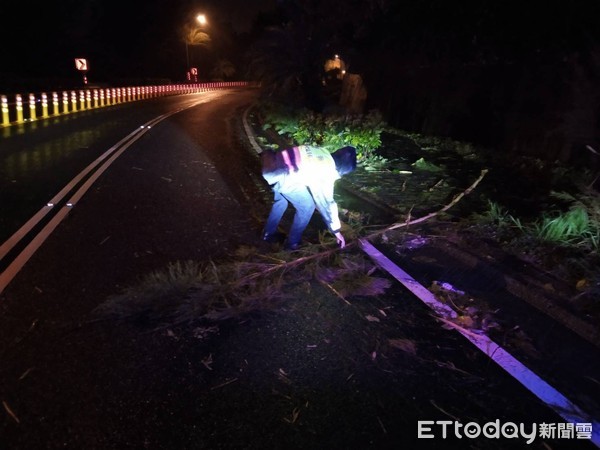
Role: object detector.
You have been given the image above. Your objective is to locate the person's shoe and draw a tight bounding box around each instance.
[262,231,286,243]
[284,241,302,251]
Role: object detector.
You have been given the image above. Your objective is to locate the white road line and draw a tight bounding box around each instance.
[359,238,600,447]
[0,126,151,295]
[0,101,204,296]
[240,98,600,446]
[0,129,144,262]
[359,239,457,319]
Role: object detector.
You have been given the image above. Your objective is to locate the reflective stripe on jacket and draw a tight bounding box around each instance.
[261,145,341,232]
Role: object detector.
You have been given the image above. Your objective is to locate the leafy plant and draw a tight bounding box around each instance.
[411,157,443,172]
[486,201,509,224]
[94,242,392,329]
[484,201,524,230]
[261,102,308,137]
[533,207,597,250]
[261,103,386,161]
[362,154,390,172]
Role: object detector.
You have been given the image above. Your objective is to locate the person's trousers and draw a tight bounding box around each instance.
[264,186,315,246]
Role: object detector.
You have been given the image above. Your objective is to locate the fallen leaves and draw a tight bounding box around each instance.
[430,281,501,333]
[388,338,417,355]
[575,279,588,291]
[283,407,300,424]
[454,315,475,328]
[210,378,238,390]
[277,368,292,384]
[18,368,34,381]
[201,354,213,371]
[192,325,220,340]
[2,401,20,424]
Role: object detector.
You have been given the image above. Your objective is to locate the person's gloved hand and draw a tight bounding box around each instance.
[334,231,346,248]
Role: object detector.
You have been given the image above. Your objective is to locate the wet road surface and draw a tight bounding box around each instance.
[0,88,598,449]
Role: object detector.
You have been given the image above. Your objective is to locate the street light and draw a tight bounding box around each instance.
[185,13,209,81]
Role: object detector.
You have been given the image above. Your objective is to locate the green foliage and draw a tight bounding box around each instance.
[94,242,392,329]
[485,201,522,228]
[361,154,390,172]
[535,191,600,251]
[485,196,599,252]
[533,207,598,250]
[486,201,509,224]
[261,102,309,137]
[411,157,444,172]
[261,103,385,161]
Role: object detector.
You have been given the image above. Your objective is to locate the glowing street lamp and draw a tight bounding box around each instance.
[185,13,209,81]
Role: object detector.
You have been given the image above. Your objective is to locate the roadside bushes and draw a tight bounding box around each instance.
[260,102,385,161]
[534,207,596,248]
[486,193,600,253]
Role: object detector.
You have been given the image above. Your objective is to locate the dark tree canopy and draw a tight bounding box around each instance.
[246,0,600,161]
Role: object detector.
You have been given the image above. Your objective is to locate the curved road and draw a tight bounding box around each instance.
[0,88,272,443]
[0,88,598,449]
[0,88,266,294]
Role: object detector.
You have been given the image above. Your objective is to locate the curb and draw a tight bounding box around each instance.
[240,104,599,349]
[429,235,600,349]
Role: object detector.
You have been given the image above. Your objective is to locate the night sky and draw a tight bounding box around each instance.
[0,0,278,88]
[1,0,598,97]
[0,2,599,169]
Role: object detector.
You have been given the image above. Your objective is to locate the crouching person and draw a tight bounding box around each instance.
[261,145,357,250]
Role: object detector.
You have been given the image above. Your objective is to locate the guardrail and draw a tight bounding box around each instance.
[0,81,251,129]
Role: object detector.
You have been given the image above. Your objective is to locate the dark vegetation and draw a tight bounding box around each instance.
[3,0,597,344]
[240,0,600,321]
[96,0,600,331]
[4,0,599,165]
[245,0,599,165]
[3,3,599,447]
[249,103,600,325]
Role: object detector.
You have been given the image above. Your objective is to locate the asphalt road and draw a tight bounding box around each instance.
[0,88,598,449]
[0,87,267,443]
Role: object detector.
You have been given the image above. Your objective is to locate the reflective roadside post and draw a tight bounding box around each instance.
[29,93,36,121]
[52,92,59,116]
[1,95,9,126]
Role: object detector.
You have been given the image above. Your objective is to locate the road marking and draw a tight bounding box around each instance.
[0,128,147,262]
[0,125,152,295]
[359,238,600,447]
[240,99,600,446]
[0,100,208,296]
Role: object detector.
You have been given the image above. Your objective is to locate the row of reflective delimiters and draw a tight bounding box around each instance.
[0,81,251,126]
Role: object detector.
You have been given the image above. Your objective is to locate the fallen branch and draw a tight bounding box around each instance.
[235,248,339,285]
[430,399,461,421]
[586,145,599,156]
[319,280,351,305]
[210,377,238,390]
[435,315,484,340]
[2,400,20,424]
[372,169,488,235]
[237,169,488,285]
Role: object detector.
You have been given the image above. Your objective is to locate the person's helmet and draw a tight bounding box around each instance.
[332,146,357,176]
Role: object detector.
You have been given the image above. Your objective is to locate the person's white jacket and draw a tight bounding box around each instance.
[261,145,342,233]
